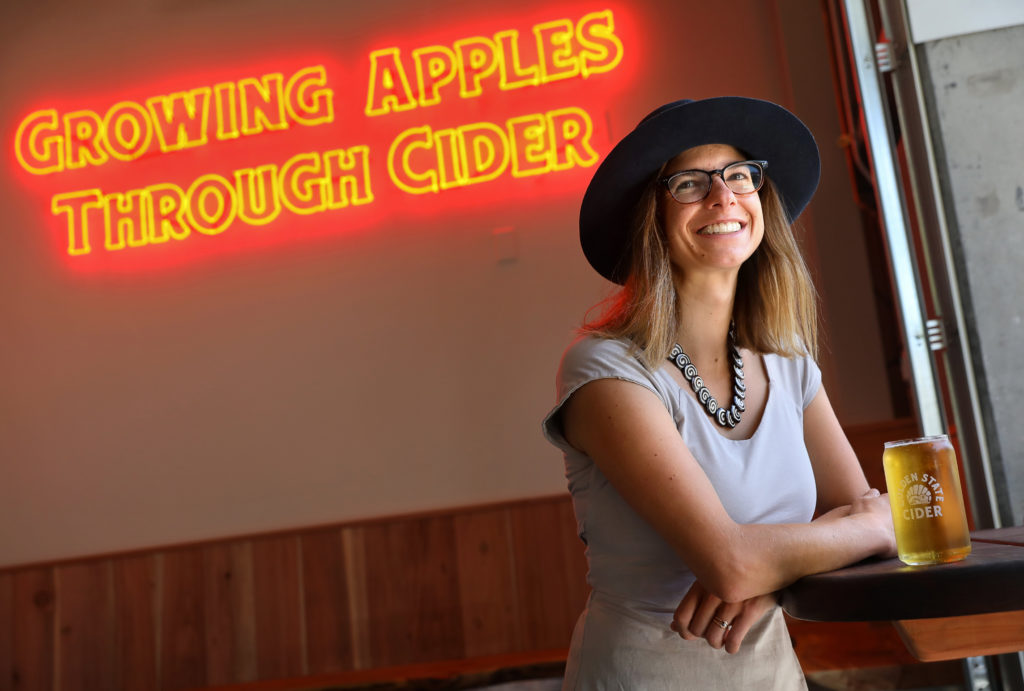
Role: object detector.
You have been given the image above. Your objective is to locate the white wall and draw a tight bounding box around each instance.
[0,0,893,567]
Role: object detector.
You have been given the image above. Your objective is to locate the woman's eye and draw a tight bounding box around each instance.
[671,174,702,192]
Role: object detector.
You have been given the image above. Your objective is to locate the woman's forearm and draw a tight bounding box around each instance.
[690,495,894,603]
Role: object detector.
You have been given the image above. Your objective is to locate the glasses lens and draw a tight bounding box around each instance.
[722,161,763,195]
[666,171,710,203]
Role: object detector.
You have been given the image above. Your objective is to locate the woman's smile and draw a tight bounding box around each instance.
[697,220,744,235]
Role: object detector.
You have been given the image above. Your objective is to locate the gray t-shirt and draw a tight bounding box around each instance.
[542,335,821,611]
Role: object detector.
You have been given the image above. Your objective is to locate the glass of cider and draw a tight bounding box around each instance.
[882,435,972,566]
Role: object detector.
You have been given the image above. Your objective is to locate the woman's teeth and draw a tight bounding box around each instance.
[698,222,741,235]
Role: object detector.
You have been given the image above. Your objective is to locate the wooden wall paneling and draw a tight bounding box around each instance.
[6,568,55,691]
[299,529,354,675]
[3,483,954,689]
[360,516,465,668]
[56,560,116,691]
[509,498,585,651]
[160,548,208,690]
[555,498,590,613]
[340,527,370,670]
[0,572,10,691]
[111,555,159,691]
[250,536,305,681]
[452,507,523,658]
[201,542,257,686]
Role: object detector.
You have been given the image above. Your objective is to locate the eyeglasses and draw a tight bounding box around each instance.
[660,160,768,204]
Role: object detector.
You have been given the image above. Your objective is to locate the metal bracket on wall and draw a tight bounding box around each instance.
[874,39,897,73]
[925,318,946,351]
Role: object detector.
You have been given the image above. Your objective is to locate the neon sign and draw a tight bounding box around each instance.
[364,10,622,115]
[387,108,597,195]
[50,146,373,255]
[10,8,629,267]
[16,66,334,175]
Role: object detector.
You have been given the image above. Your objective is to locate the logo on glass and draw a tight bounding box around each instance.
[899,473,944,520]
[883,435,971,565]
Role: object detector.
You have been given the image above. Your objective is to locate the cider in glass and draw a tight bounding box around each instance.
[882,435,971,566]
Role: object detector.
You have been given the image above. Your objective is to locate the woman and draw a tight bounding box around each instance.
[542,97,897,689]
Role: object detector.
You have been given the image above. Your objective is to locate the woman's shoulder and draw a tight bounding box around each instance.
[763,351,821,409]
[543,334,669,448]
[556,334,663,397]
[562,333,640,366]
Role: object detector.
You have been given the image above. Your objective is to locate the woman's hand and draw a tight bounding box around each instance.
[670,581,777,654]
[849,488,898,558]
[814,489,898,559]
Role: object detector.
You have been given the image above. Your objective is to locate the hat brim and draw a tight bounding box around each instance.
[579,97,820,283]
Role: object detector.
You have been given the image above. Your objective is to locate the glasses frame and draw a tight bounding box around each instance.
[659,159,769,204]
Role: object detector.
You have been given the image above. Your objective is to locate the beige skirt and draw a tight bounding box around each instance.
[562,592,807,690]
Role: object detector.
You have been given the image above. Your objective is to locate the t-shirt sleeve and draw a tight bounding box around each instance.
[541,336,667,451]
[798,354,823,409]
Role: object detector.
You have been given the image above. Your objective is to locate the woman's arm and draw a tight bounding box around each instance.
[561,378,896,603]
[803,386,874,512]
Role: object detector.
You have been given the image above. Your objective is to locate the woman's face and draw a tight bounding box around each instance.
[660,143,764,281]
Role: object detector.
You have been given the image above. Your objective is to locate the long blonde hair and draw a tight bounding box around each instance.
[582,176,819,368]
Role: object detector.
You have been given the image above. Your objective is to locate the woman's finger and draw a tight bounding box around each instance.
[703,604,741,650]
[723,609,755,654]
[723,595,775,654]
[688,591,723,638]
[671,584,704,640]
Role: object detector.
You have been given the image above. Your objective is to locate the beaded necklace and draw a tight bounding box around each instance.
[667,322,746,428]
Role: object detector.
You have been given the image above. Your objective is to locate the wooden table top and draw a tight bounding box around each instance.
[970,525,1024,546]
[781,528,1024,622]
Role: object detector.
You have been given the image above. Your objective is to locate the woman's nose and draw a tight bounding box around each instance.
[705,175,736,205]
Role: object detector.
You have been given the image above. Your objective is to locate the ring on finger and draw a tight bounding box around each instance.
[712,616,733,631]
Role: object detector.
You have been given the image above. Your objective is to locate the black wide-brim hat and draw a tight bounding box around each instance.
[580,96,820,283]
